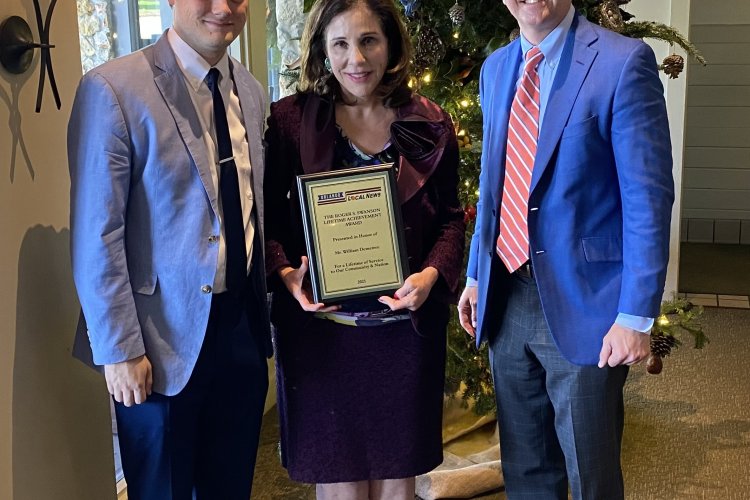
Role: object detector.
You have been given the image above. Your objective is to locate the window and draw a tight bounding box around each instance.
[75,0,250,74]
[76,0,172,73]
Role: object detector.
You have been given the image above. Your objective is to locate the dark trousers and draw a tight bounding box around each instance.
[114,292,268,500]
[489,274,628,500]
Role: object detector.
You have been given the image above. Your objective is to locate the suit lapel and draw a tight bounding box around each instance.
[488,44,520,211]
[300,94,337,174]
[231,60,265,219]
[152,35,220,214]
[530,16,597,194]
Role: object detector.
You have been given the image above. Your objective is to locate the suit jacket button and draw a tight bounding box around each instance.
[208,235,218,243]
[201,285,212,294]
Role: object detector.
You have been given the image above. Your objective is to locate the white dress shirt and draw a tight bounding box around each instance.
[168,28,256,293]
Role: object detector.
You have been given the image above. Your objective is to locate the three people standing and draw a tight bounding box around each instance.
[68,0,673,499]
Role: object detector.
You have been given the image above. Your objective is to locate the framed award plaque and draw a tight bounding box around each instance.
[296,164,408,303]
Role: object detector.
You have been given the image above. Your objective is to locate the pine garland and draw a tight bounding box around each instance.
[646,296,708,375]
[623,21,707,65]
[652,296,709,350]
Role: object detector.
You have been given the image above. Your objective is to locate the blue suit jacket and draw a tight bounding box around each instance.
[68,33,271,395]
[467,15,674,364]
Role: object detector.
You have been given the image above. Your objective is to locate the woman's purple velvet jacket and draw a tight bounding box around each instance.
[263,92,466,335]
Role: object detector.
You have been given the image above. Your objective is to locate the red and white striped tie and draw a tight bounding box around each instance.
[496,46,544,273]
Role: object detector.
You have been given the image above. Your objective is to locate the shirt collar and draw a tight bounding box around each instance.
[519,5,575,70]
[167,28,231,92]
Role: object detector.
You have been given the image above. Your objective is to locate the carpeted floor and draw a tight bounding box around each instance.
[621,307,750,500]
[252,408,315,499]
[252,307,750,499]
[679,243,750,296]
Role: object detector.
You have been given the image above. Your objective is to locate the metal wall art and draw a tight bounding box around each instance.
[0,0,61,112]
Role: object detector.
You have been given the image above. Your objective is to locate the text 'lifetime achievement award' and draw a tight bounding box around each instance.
[297,164,408,303]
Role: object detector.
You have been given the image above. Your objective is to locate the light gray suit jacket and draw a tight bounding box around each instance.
[68,33,270,396]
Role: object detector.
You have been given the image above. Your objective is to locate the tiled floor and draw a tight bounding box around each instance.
[681,292,750,309]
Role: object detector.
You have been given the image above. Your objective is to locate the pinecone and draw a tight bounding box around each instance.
[663,54,685,79]
[449,2,465,26]
[650,333,679,358]
[414,27,445,71]
[596,0,624,32]
[509,28,520,43]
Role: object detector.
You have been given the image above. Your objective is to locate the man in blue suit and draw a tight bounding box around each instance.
[68,0,271,497]
[458,1,674,498]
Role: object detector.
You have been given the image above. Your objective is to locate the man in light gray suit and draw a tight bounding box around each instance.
[68,0,271,497]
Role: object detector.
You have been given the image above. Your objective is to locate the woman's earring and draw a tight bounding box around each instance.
[324,57,332,73]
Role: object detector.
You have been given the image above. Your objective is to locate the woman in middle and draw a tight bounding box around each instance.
[263,0,466,498]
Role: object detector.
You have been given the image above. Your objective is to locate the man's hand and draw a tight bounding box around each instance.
[598,323,651,368]
[104,355,153,406]
[278,256,339,312]
[378,267,439,312]
[458,286,478,338]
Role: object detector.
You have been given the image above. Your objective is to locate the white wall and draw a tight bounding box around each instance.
[627,0,691,296]
[691,1,750,25]
[0,1,116,498]
[683,0,750,244]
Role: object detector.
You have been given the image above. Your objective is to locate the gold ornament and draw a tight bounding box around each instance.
[456,129,472,149]
[596,0,624,32]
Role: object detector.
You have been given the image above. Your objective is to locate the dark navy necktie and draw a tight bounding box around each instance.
[206,67,247,293]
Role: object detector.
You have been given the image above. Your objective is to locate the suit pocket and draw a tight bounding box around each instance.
[581,236,622,263]
[562,115,598,139]
[132,274,158,295]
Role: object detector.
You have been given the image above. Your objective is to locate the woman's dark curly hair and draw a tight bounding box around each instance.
[298,0,413,107]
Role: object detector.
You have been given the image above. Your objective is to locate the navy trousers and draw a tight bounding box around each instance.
[489,273,628,500]
[114,292,268,500]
